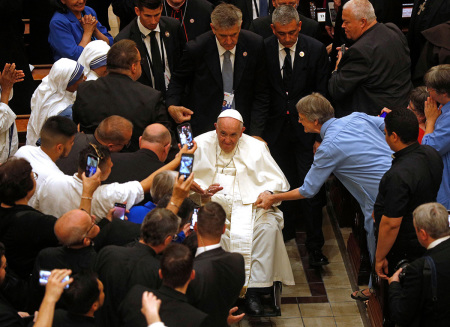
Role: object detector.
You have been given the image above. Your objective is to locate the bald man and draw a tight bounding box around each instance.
[57,115,134,175]
[103,124,171,190]
[30,209,99,310]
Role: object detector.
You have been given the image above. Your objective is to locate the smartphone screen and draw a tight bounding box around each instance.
[39,270,70,289]
[177,123,194,150]
[179,154,194,179]
[113,203,126,220]
[85,154,99,177]
[190,208,199,230]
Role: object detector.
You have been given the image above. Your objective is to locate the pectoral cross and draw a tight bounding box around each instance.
[417,0,427,15]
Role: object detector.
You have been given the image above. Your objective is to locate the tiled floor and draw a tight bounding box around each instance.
[232,209,369,327]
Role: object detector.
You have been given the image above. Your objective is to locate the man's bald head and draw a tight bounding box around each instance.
[95,115,133,152]
[54,210,99,247]
[140,123,171,161]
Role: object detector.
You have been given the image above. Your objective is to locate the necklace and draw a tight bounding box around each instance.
[216,142,239,174]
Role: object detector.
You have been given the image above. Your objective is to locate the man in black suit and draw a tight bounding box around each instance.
[328,0,412,117]
[120,244,208,327]
[264,5,329,265]
[94,208,179,327]
[57,115,133,175]
[161,0,213,42]
[388,202,450,326]
[166,3,269,139]
[73,40,169,152]
[187,202,245,325]
[249,0,321,39]
[115,0,185,96]
[226,0,272,29]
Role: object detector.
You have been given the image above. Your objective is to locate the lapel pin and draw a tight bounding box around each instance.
[165,31,170,37]
[299,51,305,57]
[190,18,195,23]
[243,52,247,57]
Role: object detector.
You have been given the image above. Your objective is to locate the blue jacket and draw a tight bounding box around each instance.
[48,6,113,61]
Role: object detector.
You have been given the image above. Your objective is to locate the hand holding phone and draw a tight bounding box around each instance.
[190,208,199,230]
[177,123,194,150]
[39,270,70,289]
[85,154,99,177]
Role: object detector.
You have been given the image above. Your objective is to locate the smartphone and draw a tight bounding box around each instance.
[85,154,99,177]
[380,112,387,118]
[340,43,346,56]
[113,203,126,220]
[190,208,199,230]
[179,154,194,179]
[177,123,194,150]
[39,270,70,289]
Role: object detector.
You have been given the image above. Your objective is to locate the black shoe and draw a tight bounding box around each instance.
[245,294,264,316]
[309,250,329,267]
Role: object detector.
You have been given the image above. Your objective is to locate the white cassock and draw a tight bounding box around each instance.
[193,131,295,289]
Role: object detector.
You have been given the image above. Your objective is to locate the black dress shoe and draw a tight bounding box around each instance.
[245,294,264,316]
[309,250,329,267]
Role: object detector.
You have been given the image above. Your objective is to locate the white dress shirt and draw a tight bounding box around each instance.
[278,40,297,77]
[216,38,236,72]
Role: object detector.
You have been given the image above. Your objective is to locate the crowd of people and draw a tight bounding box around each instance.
[1,0,450,326]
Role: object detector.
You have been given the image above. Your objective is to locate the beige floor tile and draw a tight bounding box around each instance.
[286,246,301,259]
[321,262,347,277]
[322,245,343,263]
[326,288,354,302]
[280,303,301,318]
[321,273,350,284]
[290,259,303,271]
[334,316,364,327]
[299,303,333,317]
[293,269,308,284]
[282,283,311,297]
[302,317,336,327]
[330,301,360,316]
[323,277,352,290]
[271,317,304,326]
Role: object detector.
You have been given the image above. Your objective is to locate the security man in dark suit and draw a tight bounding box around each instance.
[263,5,329,265]
[166,3,269,139]
[120,243,209,327]
[187,202,245,325]
[249,0,321,39]
[388,202,450,327]
[115,0,185,95]
[94,208,179,327]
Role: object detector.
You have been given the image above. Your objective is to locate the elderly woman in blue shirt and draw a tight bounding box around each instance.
[48,0,113,61]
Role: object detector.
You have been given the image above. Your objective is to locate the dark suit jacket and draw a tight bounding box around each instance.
[186,247,245,327]
[166,30,269,137]
[389,238,450,327]
[93,219,141,252]
[120,285,208,327]
[328,22,413,117]
[226,0,274,30]
[115,16,185,92]
[94,241,162,327]
[73,72,169,152]
[56,133,99,176]
[52,309,95,327]
[263,34,328,146]
[162,0,213,42]
[249,13,321,40]
[0,294,25,327]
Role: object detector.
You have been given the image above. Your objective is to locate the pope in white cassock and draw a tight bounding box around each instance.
[192,109,294,315]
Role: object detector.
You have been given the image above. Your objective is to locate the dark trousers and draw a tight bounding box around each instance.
[268,119,325,251]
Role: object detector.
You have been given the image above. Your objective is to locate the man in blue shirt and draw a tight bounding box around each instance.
[422,64,450,209]
[256,92,392,282]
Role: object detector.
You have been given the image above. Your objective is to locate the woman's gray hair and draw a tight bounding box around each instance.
[413,203,450,239]
[424,64,450,96]
[272,5,299,25]
[296,93,334,125]
[343,0,376,22]
[150,170,178,203]
[211,3,242,29]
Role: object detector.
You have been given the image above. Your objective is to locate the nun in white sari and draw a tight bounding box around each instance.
[27,58,84,146]
[77,40,109,81]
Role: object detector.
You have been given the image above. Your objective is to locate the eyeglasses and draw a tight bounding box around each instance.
[89,143,104,160]
[33,172,38,180]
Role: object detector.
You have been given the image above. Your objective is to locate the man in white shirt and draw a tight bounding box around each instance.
[37,143,194,219]
[14,116,77,208]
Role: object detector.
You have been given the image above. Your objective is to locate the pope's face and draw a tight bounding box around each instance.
[211,24,241,51]
[215,117,245,153]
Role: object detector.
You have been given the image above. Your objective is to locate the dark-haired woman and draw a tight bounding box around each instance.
[48,0,113,61]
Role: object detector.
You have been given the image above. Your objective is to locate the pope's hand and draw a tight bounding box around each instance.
[255,191,275,210]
